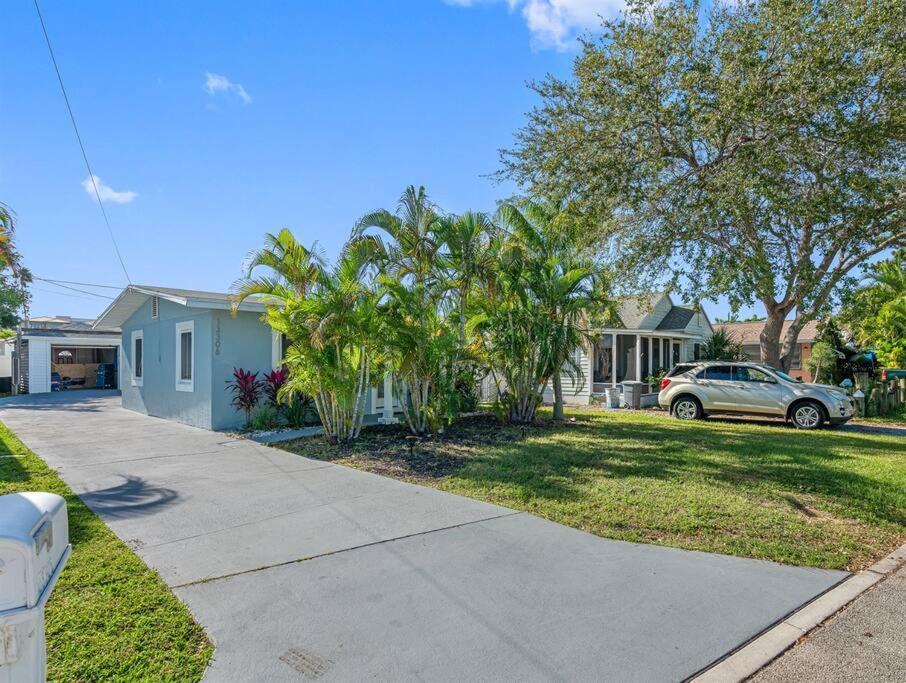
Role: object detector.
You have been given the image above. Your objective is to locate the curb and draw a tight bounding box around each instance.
[692,543,906,682]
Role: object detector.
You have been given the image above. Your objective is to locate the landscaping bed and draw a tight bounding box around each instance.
[0,422,212,682]
[280,409,906,571]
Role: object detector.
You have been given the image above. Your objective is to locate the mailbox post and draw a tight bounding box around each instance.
[0,492,71,682]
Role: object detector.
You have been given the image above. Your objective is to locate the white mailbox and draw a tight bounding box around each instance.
[0,492,71,683]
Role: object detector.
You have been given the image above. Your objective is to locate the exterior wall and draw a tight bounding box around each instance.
[120,298,214,430]
[683,310,712,339]
[26,339,51,394]
[209,309,275,431]
[543,343,593,405]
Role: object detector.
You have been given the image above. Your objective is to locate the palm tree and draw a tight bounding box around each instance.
[234,231,382,442]
[351,186,453,435]
[232,228,325,310]
[495,198,603,421]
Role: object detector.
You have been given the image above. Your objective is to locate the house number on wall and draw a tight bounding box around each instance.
[215,318,222,355]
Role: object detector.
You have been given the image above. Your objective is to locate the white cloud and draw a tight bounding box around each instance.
[446,0,624,50]
[81,175,137,204]
[203,72,252,105]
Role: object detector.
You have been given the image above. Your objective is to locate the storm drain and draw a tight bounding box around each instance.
[279,648,332,678]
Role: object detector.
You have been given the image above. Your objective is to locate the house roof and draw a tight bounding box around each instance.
[614,293,663,329]
[613,292,711,334]
[655,306,696,330]
[92,284,268,330]
[714,319,821,345]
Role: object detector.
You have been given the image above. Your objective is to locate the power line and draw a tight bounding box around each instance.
[33,277,115,299]
[32,0,132,284]
[33,287,110,301]
[34,276,123,290]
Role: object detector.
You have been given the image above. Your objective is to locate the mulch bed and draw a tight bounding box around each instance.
[279,412,587,482]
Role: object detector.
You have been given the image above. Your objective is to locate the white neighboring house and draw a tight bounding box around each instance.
[539,292,713,405]
[11,316,122,394]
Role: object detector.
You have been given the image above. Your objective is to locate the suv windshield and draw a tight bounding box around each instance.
[763,367,801,383]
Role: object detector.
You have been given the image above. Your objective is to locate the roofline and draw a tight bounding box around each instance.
[92,285,268,330]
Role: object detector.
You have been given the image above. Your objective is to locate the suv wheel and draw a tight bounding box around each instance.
[672,396,702,420]
[791,401,824,430]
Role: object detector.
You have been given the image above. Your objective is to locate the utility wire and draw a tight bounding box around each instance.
[33,277,115,299]
[33,0,132,284]
[34,276,123,290]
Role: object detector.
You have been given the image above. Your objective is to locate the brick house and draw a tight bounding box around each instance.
[714,319,821,382]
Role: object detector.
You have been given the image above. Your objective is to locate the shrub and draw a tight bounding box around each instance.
[248,405,281,431]
[225,368,263,424]
[283,394,315,428]
[700,329,745,361]
[262,368,288,408]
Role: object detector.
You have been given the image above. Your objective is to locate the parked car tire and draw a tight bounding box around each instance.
[672,396,703,420]
[790,400,825,430]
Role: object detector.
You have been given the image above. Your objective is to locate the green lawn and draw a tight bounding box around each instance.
[282,410,906,571]
[0,422,212,682]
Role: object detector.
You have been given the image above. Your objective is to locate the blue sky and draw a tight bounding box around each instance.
[2,0,747,321]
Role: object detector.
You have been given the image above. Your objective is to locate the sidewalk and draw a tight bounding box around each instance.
[753,563,906,682]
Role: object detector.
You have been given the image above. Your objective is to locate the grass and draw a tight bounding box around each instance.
[280,410,906,572]
[854,401,906,425]
[0,422,212,682]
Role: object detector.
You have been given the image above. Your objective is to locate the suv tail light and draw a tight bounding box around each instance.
[660,378,671,391]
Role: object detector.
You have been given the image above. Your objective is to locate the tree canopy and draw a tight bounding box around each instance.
[502,0,905,371]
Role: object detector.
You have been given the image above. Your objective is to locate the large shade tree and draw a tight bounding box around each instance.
[502,0,905,371]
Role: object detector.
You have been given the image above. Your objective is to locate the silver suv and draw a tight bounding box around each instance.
[658,361,855,429]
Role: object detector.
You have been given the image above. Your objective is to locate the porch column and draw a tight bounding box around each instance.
[635,334,641,382]
[611,333,617,388]
[378,372,399,424]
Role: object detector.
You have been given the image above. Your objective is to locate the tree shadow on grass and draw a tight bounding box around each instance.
[451,413,906,528]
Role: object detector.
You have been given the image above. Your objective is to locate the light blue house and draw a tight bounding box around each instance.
[94,285,399,431]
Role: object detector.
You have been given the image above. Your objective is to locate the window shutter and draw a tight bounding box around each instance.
[151,296,159,319]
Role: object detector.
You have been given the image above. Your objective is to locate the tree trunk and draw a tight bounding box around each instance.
[552,372,564,420]
[780,317,807,374]
[759,305,787,370]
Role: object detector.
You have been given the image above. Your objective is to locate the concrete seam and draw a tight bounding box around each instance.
[170,510,525,589]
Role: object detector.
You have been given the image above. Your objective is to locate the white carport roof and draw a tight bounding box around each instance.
[92,285,269,330]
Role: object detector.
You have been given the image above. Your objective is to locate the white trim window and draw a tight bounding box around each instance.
[175,321,194,392]
[131,330,144,386]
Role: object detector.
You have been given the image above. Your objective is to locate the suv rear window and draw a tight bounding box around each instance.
[666,363,697,377]
[703,365,734,381]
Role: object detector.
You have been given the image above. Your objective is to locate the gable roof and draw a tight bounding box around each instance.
[614,293,667,329]
[655,305,696,330]
[714,319,821,345]
[92,285,268,330]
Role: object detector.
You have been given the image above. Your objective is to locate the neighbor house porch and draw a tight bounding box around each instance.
[590,331,700,395]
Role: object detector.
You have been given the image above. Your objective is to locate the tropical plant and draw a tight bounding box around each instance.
[274,243,382,442]
[839,250,906,367]
[502,0,905,372]
[283,394,315,428]
[806,342,839,385]
[248,404,281,431]
[262,368,288,408]
[0,203,31,328]
[493,198,603,421]
[225,368,263,424]
[352,185,461,435]
[700,329,745,362]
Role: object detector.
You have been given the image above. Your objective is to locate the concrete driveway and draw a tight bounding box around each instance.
[0,391,847,681]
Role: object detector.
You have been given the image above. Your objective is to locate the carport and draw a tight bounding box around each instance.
[17,328,121,394]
